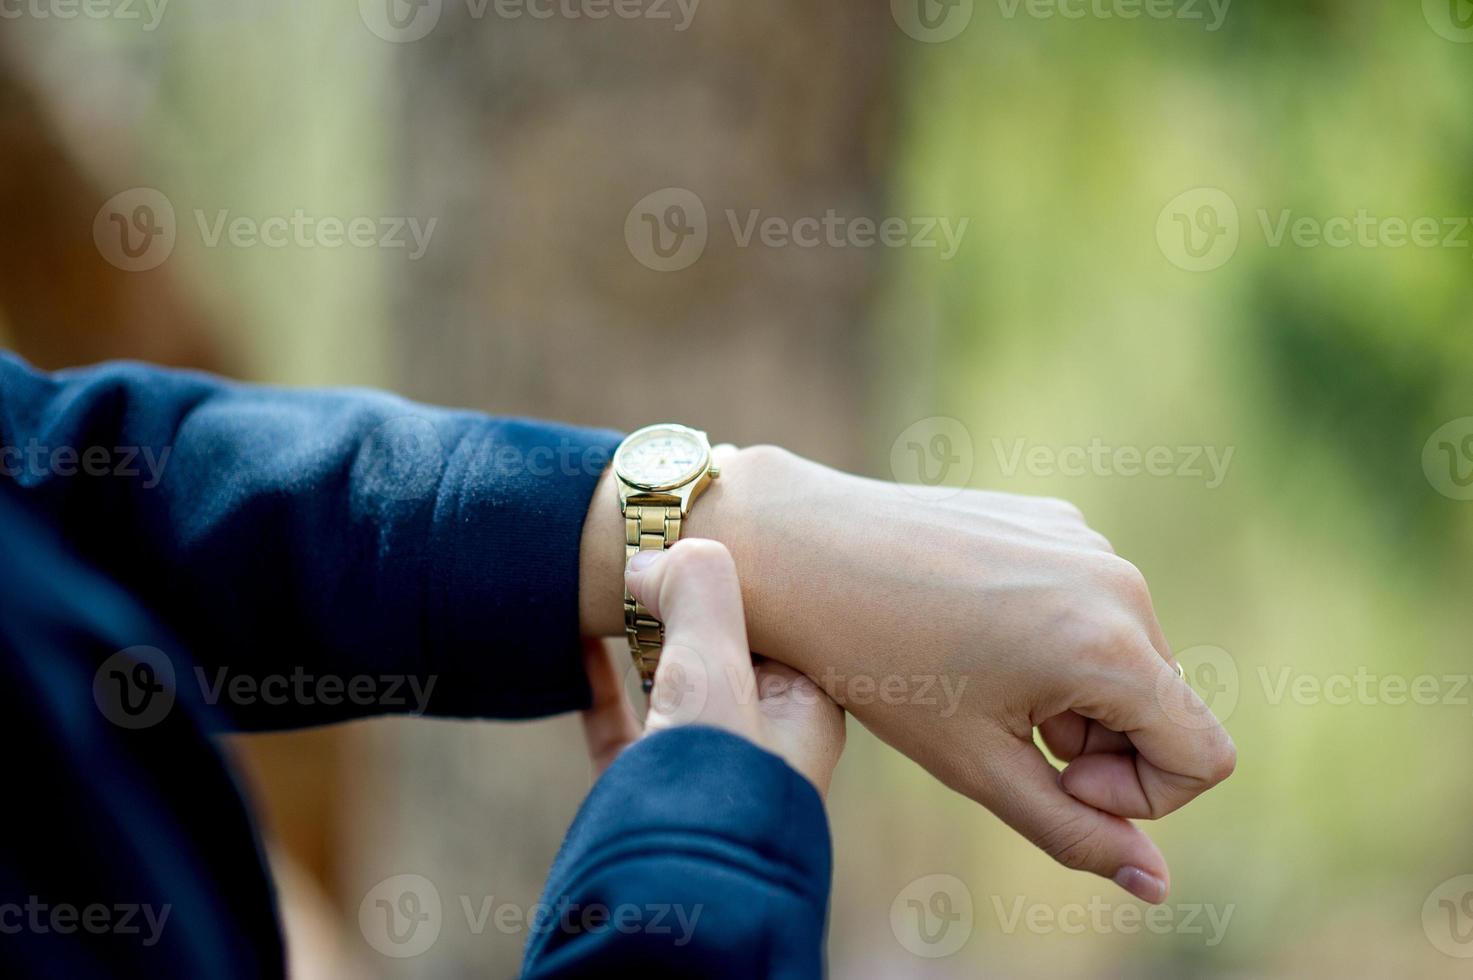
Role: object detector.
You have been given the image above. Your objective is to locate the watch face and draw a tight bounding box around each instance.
[616,425,709,491]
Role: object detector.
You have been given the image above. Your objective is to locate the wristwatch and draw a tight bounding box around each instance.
[612,423,721,693]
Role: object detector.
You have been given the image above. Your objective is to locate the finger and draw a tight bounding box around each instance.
[625,538,749,656]
[753,660,846,798]
[1038,710,1133,762]
[1060,751,1213,821]
[625,539,760,732]
[984,735,1170,904]
[753,659,840,723]
[1069,652,1237,820]
[579,639,641,778]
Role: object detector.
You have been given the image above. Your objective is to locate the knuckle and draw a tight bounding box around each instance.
[1099,555,1151,604]
[1107,554,1148,592]
[1209,736,1238,784]
[1177,733,1237,791]
[1070,614,1143,668]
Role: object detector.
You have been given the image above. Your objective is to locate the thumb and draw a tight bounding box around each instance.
[984,736,1171,904]
[624,539,761,736]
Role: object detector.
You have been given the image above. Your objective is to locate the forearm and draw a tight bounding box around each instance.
[1,353,622,727]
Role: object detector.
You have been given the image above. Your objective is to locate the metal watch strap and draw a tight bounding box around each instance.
[623,500,682,693]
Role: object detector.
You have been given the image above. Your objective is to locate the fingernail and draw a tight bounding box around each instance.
[626,549,664,573]
[1113,866,1167,904]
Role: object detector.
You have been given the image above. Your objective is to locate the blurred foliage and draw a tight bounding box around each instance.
[866,2,1472,976]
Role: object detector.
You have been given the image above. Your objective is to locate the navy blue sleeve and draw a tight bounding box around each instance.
[0,351,623,727]
[0,489,285,978]
[522,727,831,979]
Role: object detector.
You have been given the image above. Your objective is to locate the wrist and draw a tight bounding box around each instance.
[577,442,802,648]
[685,444,811,666]
[577,461,625,637]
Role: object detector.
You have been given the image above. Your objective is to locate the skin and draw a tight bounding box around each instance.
[579,445,1237,904]
[581,539,846,799]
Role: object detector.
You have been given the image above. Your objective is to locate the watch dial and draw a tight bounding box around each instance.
[618,428,706,488]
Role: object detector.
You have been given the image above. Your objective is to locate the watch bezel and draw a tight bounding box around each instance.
[613,423,712,492]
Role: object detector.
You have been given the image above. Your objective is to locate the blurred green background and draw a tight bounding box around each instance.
[870,4,1473,976]
[2,1,1470,976]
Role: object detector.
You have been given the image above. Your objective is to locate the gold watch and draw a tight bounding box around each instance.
[612,423,721,693]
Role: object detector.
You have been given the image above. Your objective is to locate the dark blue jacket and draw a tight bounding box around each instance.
[0,353,829,978]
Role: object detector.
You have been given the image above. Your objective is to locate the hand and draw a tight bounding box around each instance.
[580,538,846,799]
[580,447,1236,903]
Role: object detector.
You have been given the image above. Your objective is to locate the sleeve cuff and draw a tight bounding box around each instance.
[545,726,833,908]
[418,417,623,718]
